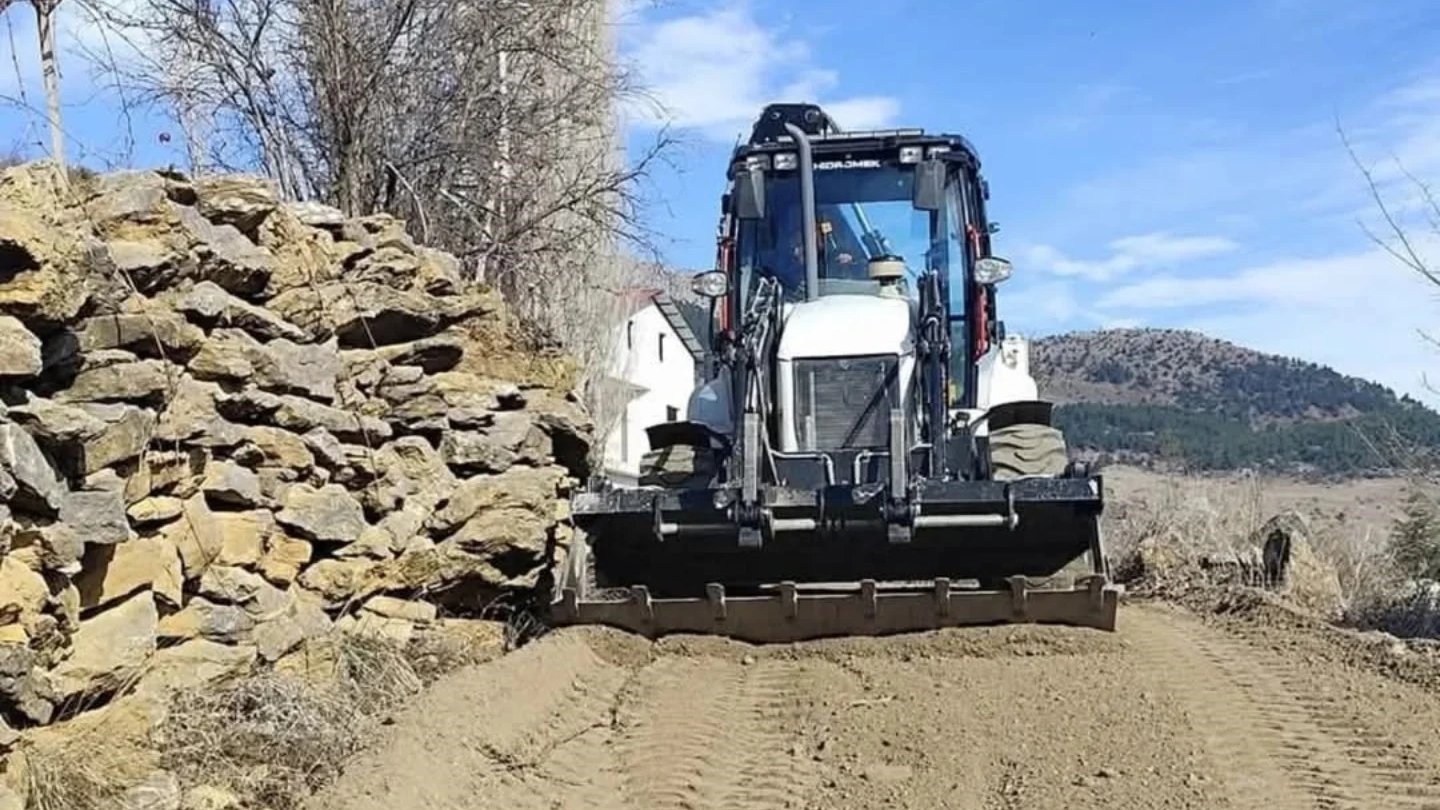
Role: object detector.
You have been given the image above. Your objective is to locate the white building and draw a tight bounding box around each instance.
[601,290,707,485]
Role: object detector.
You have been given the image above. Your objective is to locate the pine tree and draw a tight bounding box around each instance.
[1389,483,1440,580]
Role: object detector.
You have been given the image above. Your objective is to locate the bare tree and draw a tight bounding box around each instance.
[80,0,674,432]
[1342,123,1440,388]
[1342,122,1440,513]
[1343,125,1440,292]
[0,0,69,176]
[32,0,64,175]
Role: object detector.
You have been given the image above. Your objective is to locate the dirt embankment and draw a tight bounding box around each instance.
[307,597,1440,810]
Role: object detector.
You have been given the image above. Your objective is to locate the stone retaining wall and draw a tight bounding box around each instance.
[0,161,591,743]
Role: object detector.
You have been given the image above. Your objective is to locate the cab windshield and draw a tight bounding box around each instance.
[741,164,946,302]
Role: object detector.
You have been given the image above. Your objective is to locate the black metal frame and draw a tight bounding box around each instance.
[570,473,1105,599]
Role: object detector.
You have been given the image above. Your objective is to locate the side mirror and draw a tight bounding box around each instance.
[691,270,729,299]
[734,168,766,220]
[912,159,945,211]
[973,256,1013,285]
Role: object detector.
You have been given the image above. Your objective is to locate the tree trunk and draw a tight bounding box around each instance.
[32,0,66,180]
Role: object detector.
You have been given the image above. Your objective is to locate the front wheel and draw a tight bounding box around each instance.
[988,422,1070,480]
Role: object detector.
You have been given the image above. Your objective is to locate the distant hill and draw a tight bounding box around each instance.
[1032,329,1440,476]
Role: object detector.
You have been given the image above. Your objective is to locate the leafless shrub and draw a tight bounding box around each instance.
[161,632,422,809]
[1311,523,1400,609]
[1347,579,1440,640]
[1106,472,1266,589]
[1329,478,1440,637]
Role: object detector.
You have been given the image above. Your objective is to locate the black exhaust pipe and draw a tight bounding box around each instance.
[783,122,820,302]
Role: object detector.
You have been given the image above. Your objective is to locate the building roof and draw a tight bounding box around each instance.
[618,287,665,317]
[623,288,707,364]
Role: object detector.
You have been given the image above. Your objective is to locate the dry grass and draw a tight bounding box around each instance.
[1104,465,1440,639]
[1312,525,1400,610]
[17,618,493,810]
[1105,472,1267,589]
[20,699,161,810]
[160,632,424,810]
[23,740,157,810]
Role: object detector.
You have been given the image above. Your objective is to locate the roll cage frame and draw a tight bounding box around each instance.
[705,104,1005,486]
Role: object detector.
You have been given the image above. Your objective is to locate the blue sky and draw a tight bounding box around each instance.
[5,0,1440,402]
[615,0,1440,403]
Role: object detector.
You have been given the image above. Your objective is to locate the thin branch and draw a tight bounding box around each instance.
[1338,119,1437,285]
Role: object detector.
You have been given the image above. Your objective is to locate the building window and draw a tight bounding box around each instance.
[666,406,678,422]
[620,408,629,462]
[658,333,666,362]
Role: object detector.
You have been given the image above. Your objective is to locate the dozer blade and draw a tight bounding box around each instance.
[547,477,1120,643]
[552,574,1117,644]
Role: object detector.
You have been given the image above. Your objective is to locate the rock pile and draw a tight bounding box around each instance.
[0,161,591,743]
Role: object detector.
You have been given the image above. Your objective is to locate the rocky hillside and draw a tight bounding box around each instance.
[0,160,591,806]
[1032,329,1440,474]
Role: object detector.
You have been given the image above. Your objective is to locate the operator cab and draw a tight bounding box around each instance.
[744,167,924,302]
[685,103,1021,488]
[721,103,1007,412]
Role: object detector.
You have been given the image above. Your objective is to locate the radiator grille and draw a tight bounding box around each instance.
[793,355,898,451]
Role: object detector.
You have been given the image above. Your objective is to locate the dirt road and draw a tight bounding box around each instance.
[307,597,1440,810]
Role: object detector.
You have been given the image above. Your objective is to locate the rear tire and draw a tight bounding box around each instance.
[988,422,1086,590]
[988,422,1069,480]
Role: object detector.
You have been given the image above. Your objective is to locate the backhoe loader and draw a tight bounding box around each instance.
[546,103,1118,643]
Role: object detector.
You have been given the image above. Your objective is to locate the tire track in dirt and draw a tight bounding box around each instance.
[612,656,819,810]
[462,632,635,810]
[1127,604,1440,810]
[311,611,1440,810]
[305,632,633,810]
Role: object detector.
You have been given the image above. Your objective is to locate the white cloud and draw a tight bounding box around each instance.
[1098,253,1338,310]
[1000,276,1140,341]
[1005,67,1440,402]
[1021,231,1238,281]
[1100,316,1142,329]
[1095,235,1440,403]
[821,96,903,131]
[618,1,900,142]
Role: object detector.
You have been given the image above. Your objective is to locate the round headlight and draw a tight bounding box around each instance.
[691,270,729,299]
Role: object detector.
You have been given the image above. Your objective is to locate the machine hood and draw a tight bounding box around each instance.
[776,294,914,360]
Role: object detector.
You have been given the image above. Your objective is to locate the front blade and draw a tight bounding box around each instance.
[552,475,1117,641]
[550,576,1119,643]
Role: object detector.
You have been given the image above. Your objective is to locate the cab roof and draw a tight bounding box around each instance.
[728,103,981,176]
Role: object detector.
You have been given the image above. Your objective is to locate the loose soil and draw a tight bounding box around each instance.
[306,599,1440,810]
